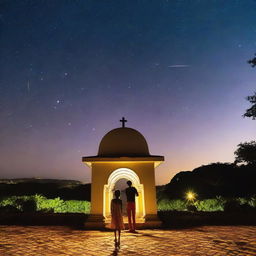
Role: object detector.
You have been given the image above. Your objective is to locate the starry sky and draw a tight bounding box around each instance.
[0,0,255,185]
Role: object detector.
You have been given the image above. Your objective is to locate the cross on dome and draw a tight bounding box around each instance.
[120,117,127,128]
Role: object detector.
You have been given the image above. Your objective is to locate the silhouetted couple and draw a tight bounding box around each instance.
[110,180,138,247]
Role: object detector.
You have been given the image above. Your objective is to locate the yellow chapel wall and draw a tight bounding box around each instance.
[90,162,158,216]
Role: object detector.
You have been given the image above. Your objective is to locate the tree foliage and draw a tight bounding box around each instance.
[234,141,256,165]
[248,54,256,67]
[163,161,255,199]
[243,92,256,120]
[246,55,256,119]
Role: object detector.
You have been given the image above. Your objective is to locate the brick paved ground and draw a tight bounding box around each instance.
[0,226,255,256]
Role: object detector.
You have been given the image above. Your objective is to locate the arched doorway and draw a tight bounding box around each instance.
[103,168,145,223]
[114,178,128,216]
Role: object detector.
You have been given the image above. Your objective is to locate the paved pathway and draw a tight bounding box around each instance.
[0,226,256,255]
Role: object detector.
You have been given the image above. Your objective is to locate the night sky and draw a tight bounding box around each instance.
[0,0,255,185]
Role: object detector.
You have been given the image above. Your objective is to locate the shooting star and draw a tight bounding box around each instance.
[168,65,190,68]
[27,80,30,93]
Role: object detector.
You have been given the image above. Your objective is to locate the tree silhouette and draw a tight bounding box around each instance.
[243,92,256,120]
[163,141,256,199]
[234,141,256,165]
[245,55,256,119]
[248,54,256,67]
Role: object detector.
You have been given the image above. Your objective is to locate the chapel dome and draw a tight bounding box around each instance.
[98,127,150,157]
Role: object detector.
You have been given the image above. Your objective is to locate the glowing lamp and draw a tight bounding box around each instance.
[186,191,196,201]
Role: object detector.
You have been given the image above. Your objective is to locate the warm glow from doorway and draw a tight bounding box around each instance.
[103,167,145,222]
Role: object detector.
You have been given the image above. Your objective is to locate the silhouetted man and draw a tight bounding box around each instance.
[125,180,138,232]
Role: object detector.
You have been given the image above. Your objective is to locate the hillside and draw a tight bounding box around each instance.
[163,163,256,199]
[0,178,91,201]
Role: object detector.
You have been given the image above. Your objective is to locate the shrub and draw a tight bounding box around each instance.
[158,199,188,211]
[224,199,242,212]
[157,197,228,212]
[0,196,20,209]
[0,205,20,213]
[0,195,91,214]
[195,198,225,212]
[186,204,197,212]
[57,200,91,213]
[248,196,256,207]
[224,198,256,212]
[35,195,64,213]
[35,195,91,213]
[21,199,37,212]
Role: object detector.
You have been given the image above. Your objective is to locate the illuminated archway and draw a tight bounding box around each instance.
[103,168,145,222]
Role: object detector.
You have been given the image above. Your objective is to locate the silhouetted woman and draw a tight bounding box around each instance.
[111,190,125,247]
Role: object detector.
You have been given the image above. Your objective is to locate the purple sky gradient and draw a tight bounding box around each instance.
[0,1,255,184]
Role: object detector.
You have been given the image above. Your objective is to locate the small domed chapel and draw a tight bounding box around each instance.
[82,118,164,228]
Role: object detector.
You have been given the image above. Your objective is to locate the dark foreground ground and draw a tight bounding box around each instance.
[1,211,255,228]
[0,225,255,256]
